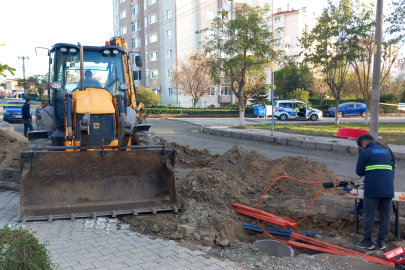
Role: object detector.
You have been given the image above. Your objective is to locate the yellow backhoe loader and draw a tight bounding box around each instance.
[18,38,179,222]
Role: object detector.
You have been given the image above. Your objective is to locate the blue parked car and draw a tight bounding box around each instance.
[3,100,32,122]
[326,102,367,118]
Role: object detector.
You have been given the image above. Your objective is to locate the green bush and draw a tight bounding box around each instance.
[138,86,161,106]
[380,93,399,113]
[144,106,254,115]
[0,224,57,270]
[287,88,310,103]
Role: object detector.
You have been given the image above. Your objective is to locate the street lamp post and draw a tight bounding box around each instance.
[18,56,29,97]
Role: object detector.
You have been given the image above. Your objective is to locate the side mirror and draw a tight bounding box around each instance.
[135,55,142,68]
[50,82,62,89]
[344,106,348,109]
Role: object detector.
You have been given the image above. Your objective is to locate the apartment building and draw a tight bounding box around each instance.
[112,0,271,107]
[273,4,316,63]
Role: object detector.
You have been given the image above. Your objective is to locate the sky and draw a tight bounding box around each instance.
[0,0,396,80]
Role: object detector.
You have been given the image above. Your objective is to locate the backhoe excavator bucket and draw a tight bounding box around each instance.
[17,146,179,222]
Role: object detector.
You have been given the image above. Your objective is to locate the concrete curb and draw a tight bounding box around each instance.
[201,127,404,161]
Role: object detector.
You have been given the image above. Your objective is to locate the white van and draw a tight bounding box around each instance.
[273,100,323,121]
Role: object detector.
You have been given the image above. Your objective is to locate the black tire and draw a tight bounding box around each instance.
[132,131,159,145]
[361,111,366,118]
[310,114,318,121]
[338,111,344,118]
[28,138,53,150]
[278,114,288,121]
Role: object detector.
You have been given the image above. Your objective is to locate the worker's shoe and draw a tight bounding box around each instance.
[374,238,386,250]
[356,239,374,250]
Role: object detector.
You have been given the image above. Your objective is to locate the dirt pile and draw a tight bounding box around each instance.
[0,129,27,190]
[127,145,353,250]
[159,138,220,168]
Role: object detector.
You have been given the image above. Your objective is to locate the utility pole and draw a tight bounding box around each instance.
[369,0,383,139]
[271,0,274,136]
[18,56,29,97]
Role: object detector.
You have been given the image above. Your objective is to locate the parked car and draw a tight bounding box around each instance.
[3,100,31,122]
[326,102,367,118]
[273,99,323,121]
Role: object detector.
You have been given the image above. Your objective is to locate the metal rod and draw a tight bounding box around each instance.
[271,0,274,136]
[18,56,29,97]
[369,0,384,139]
[78,42,84,91]
[23,145,170,152]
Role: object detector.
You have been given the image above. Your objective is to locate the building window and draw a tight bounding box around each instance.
[167,49,172,59]
[115,1,118,7]
[149,0,156,6]
[167,29,172,39]
[120,10,127,19]
[120,26,127,35]
[143,0,146,10]
[131,4,140,15]
[151,70,159,79]
[275,17,281,23]
[115,30,119,37]
[150,51,158,61]
[116,15,119,23]
[132,20,140,32]
[206,10,215,20]
[167,10,172,19]
[133,70,142,80]
[145,52,148,62]
[149,13,157,24]
[132,38,141,48]
[120,0,126,3]
[145,69,149,79]
[167,69,173,78]
[144,35,148,45]
[220,85,231,95]
[144,16,147,28]
[149,32,157,43]
[168,87,174,96]
[207,87,216,96]
[275,29,281,34]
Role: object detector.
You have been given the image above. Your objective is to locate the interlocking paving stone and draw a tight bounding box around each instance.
[0,192,243,270]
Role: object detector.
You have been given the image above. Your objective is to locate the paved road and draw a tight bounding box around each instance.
[169,116,405,126]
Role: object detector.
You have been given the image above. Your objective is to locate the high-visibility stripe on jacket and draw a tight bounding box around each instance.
[356,141,395,198]
[365,165,392,171]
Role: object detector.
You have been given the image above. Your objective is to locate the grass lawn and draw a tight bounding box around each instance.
[246,123,405,145]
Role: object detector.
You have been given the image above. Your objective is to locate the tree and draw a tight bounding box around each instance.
[198,4,284,128]
[0,44,16,78]
[300,0,359,125]
[386,0,405,44]
[308,70,331,104]
[170,53,214,107]
[17,76,37,94]
[345,0,402,124]
[274,62,313,98]
[0,83,6,90]
[287,88,310,103]
[137,86,161,106]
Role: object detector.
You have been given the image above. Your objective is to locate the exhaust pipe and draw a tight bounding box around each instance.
[78,42,84,91]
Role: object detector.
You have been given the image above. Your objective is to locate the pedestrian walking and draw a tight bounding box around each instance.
[355,134,395,250]
[22,98,33,137]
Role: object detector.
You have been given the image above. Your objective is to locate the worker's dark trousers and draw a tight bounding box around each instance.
[23,119,33,138]
[363,197,392,242]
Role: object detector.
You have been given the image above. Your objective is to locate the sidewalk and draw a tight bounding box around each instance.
[201,126,405,159]
[0,191,242,270]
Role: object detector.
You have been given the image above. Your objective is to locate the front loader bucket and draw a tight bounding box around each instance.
[18,146,179,222]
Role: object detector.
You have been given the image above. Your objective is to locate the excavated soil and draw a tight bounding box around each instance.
[0,129,27,190]
[126,142,404,267]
